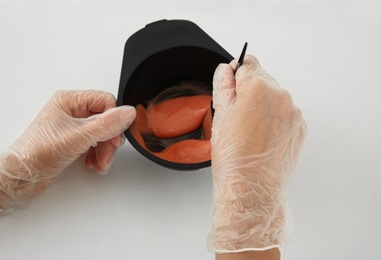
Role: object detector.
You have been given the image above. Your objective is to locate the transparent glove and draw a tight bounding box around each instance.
[0,90,136,213]
[207,55,307,255]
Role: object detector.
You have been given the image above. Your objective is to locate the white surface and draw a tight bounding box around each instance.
[1,0,381,259]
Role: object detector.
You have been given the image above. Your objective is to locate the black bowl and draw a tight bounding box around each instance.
[117,19,233,170]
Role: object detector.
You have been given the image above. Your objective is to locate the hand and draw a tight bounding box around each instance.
[207,55,306,255]
[0,90,136,212]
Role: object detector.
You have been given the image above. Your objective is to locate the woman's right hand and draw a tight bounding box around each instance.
[208,55,307,255]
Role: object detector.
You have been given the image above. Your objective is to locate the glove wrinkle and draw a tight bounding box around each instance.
[207,55,306,256]
[0,90,137,213]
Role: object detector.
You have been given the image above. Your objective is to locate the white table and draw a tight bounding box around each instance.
[1,0,380,259]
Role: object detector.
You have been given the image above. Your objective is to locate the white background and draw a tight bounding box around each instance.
[1,0,380,259]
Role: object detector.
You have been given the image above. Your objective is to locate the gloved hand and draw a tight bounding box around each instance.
[0,90,136,213]
[207,55,307,255]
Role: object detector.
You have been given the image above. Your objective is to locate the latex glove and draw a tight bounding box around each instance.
[0,90,136,213]
[207,55,307,255]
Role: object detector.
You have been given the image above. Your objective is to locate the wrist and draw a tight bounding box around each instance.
[215,248,280,260]
[210,175,286,251]
[0,148,49,212]
[0,151,27,212]
[210,205,285,250]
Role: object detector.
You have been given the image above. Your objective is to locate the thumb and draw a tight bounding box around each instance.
[84,105,136,143]
[212,63,236,130]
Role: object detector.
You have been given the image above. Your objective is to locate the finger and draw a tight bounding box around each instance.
[84,91,116,114]
[85,141,116,175]
[85,146,96,170]
[236,54,261,78]
[54,90,117,118]
[213,63,236,109]
[235,54,283,96]
[83,105,136,144]
[92,133,125,175]
[212,63,236,130]
[93,140,117,175]
[110,133,126,147]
